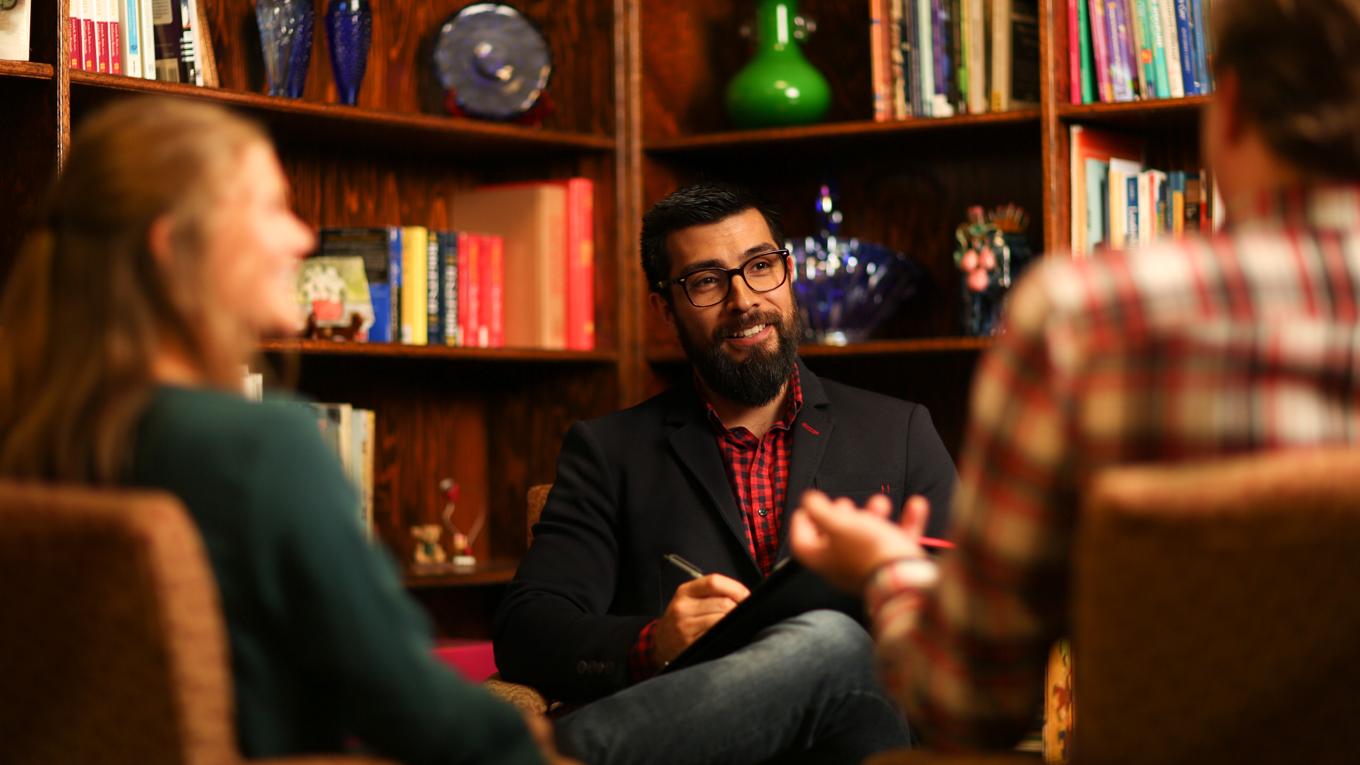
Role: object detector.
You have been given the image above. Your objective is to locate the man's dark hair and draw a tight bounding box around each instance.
[640,183,784,297]
[1214,0,1360,180]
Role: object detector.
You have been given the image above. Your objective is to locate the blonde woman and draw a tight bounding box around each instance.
[0,97,562,765]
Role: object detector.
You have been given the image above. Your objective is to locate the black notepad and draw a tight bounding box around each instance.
[660,559,860,673]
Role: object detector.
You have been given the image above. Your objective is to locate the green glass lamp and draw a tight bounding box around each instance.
[724,0,832,129]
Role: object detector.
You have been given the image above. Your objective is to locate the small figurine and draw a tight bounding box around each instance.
[410,524,449,572]
[953,204,1032,336]
[441,478,483,572]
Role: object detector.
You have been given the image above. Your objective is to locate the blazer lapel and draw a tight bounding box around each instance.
[665,391,756,571]
[777,360,835,561]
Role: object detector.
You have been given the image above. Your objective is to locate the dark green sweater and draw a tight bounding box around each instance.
[131,386,543,765]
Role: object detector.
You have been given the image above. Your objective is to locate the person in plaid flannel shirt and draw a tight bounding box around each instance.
[792,0,1360,751]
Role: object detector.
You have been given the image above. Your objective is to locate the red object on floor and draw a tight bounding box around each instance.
[433,640,498,682]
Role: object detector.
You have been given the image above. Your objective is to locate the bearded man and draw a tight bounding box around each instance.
[494,183,956,765]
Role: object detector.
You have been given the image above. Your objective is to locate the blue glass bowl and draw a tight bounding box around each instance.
[788,236,924,345]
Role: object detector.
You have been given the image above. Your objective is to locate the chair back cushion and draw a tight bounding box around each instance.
[1074,449,1360,764]
[527,483,552,545]
[0,482,236,765]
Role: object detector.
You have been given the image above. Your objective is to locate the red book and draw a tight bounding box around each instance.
[460,232,482,348]
[68,5,83,70]
[96,0,110,74]
[481,234,504,348]
[82,0,96,73]
[107,0,122,75]
[562,177,595,350]
[1069,0,1082,103]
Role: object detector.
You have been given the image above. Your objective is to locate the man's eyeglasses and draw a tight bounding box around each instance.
[655,249,791,308]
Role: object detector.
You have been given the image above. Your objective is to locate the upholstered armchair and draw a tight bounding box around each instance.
[871,448,1360,764]
[0,482,393,765]
[483,484,555,716]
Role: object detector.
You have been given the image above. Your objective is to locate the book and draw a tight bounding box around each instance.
[1108,156,1143,249]
[1084,157,1109,252]
[888,0,910,118]
[96,0,111,73]
[1069,125,1144,254]
[151,0,184,81]
[1088,0,1112,102]
[560,178,595,350]
[1157,0,1183,98]
[450,183,568,350]
[400,226,429,345]
[68,0,83,68]
[358,409,375,537]
[437,231,461,346]
[426,228,441,346]
[1076,0,1096,103]
[459,230,482,348]
[82,0,96,71]
[318,227,401,343]
[296,255,374,339]
[0,0,32,61]
[870,0,892,121]
[1173,0,1197,95]
[137,0,154,79]
[118,0,142,77]
[482,233,504,348]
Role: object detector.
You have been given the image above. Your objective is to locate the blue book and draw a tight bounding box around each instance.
[1126,174,1140,244]
[436,232,461,346]
[386,228,402,344]
[1173,0,1198,95]
[1189,0,1210,93]
[1106,0,1134,102]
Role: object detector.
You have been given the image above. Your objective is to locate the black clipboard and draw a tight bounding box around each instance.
[659,558,860,673]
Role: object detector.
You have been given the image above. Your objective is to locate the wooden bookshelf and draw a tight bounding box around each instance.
[260,339,617,364]
[0,0,1210,635]
[68,71,615,157]
[645,110,1042,154]
[0,60,55,80]
[403,560,520,589]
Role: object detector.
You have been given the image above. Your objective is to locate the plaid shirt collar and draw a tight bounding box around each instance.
[699,364,804,439]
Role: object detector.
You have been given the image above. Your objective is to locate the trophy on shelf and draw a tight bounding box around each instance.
[440,478,482,572]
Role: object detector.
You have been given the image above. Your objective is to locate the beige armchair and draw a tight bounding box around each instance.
[483,484,554,716]
[0,482,392,765]
[872,448,1360,764]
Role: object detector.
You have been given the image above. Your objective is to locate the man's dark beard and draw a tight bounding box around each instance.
[678,308,802,407]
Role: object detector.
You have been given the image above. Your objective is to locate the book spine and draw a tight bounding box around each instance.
[462,233,481,348]
[565,178,595,350]
[1173,0,1196,95]
[121,0,141,77]
[95,0,110,73]
[1126,174,1139,245]
[138,0,154,78]
[1125,0,1147,98]
[932,0,952,113]
[69,0,84,70]
[918,0,935,116]
[1106,0,1132,101]
[486,234,504,348]
[1088,0,1112,102]
[1157,0,1183,97]
[1076,0,1095,103]
[108,0,123,73]
[948,0,964,109]
[870,0,892,120]
[907,0,926,116]
[1190,0,1210,92]
[1131,0,1156,98]
[988,0,1006,111]
[443,233,460,346]
[1068,0,1081,103]
[967,0,987,112]
[151,0,182,82]
[386,227,402,344]
[82,0,97,71]
[1144,0,1169,97]
[426,231,441,346]
[888,0,908,118]
[1170,171,1186,237]
[178,0,200,85]
[1184,175,1201,232]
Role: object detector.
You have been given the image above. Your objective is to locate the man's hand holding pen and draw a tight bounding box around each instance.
[651,569,751,669]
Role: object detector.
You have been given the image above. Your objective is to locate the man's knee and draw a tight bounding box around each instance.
[760,610,875,668]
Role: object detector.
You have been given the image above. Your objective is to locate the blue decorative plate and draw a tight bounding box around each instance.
[433,4,552,120]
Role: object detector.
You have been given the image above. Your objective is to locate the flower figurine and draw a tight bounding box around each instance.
[440,478,482,572]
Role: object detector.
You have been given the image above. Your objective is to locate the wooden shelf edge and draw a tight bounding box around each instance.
[1058,95,1212,121]
[0,60,55,81]
[259,338,618,363]
[647,337,996,363]
[403,560,519,589]
[67,71,615,151]
[644,110,1042,153]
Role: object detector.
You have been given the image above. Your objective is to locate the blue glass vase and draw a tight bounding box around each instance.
[325,0,371,106]
[255,0,313,98]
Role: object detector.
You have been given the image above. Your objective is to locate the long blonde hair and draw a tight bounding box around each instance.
[0,97,271,484]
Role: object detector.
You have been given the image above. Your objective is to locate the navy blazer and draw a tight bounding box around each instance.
[493,360,957,703]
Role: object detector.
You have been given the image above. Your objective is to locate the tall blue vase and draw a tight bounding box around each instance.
[255,0,313,98]
[325,0,372,106]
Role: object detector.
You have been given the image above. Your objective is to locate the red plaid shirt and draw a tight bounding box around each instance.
[628,367,805,681]
[866,184,1360,748]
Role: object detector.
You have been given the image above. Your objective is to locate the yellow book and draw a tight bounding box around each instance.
[400,226,428,345]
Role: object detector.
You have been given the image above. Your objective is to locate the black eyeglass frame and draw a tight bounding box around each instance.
[654,249,792,308]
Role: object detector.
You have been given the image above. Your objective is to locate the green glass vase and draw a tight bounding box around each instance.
[724,0,832,129]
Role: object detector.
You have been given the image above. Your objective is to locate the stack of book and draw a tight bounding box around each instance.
[314,177,595,351]
[307,402,377,539]
[1067,0,1213,104]
[65,0,217,84]
[870,0,1041,119]
[1070,125,1216,256]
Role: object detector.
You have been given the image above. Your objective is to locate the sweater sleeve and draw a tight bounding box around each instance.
[251,405,546,765]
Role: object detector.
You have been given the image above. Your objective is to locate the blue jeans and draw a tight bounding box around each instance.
[553,610,912,765]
